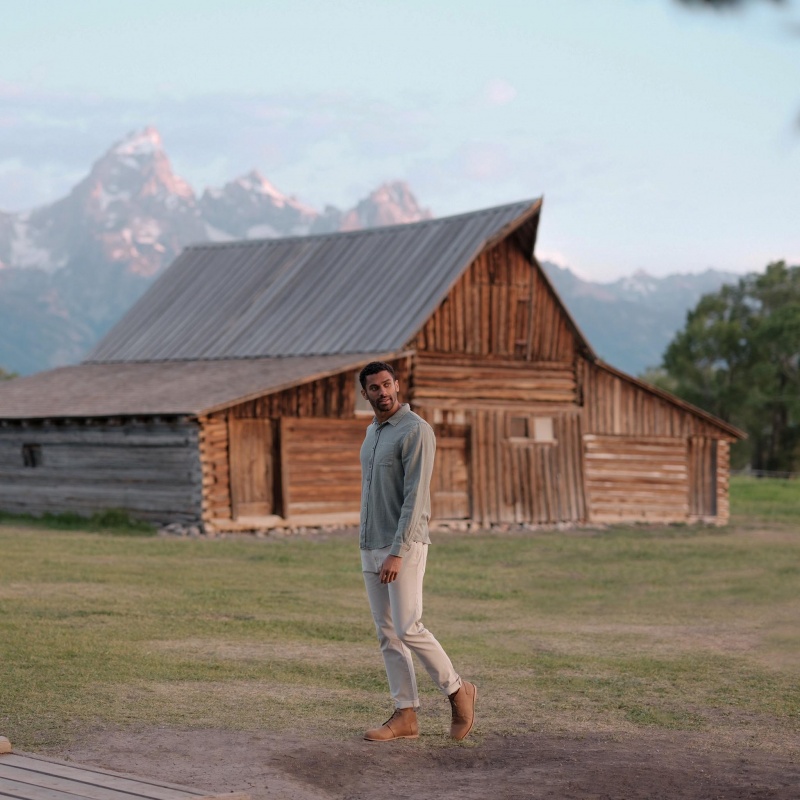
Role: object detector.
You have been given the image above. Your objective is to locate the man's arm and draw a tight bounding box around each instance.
[389,422,436,557]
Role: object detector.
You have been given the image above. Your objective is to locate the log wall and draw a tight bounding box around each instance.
[199,415,231,522]
[580,361,735,524]
[412,238,577,361]
[0,418,202,522]
[583,435,689,523]
[200,360,410,526]
[410,352,577,408]
[280,417,366,523]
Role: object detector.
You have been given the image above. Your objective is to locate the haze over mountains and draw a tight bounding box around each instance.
[0,127,738,377]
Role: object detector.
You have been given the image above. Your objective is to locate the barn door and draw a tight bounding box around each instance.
[689,437,718,518]
[432,423,470,520]
[228,418,274,518]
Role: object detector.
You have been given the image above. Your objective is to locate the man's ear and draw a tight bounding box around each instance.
[361,388,367,398]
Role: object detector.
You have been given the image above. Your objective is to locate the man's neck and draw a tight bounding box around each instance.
[375,401,402,424]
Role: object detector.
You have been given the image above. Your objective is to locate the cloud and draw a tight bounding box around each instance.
[0,82,595,218]
[483,79,517,107]
[0,84,445,211]
[459,142,514,181]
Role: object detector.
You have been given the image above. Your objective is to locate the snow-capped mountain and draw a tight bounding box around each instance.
[0,127,203,279]
[0,128,432,375]
[338,182,432,230]
[200,169,319,240]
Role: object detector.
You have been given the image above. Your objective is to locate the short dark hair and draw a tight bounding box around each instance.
[359,361,396,389]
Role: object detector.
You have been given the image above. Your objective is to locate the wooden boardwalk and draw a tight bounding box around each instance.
[0,750,249,800]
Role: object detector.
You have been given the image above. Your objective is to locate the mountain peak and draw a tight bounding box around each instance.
[200,169,318,240]
[340,180,431,231]
[86,125,195,205]
[111,126,164,158]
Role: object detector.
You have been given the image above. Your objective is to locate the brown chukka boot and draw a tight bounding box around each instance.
[449,680,477,740]
[364,707,419,742]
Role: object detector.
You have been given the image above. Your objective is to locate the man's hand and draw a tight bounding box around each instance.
[380,554,403,584]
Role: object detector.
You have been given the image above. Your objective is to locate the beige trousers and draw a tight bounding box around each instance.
[361,541,462,708]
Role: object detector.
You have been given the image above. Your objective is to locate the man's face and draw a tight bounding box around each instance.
[362,370,400,420]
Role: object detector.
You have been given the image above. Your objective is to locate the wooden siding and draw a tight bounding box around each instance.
[584,435,689,523]
[226,359,411,421]
[228,418,275,517]
[581,360,729,439]
[716,440,730,525]
[0,751,250,800]
[201,361,408,527]
[410,353,577,408]
[412,238,577,361]
[431,422,470,520]
[280,417,365,522]
[468,409,585,526]
[199,415,231,522]
[0,419,201,522]
[688,436,718,520]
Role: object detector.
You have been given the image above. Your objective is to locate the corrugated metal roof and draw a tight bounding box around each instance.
[87,199,541,363]
[0,354,393,419]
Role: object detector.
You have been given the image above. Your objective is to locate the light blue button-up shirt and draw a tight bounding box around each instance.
[359,404,435,555]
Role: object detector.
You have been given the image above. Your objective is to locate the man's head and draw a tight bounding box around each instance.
[359,361,400,422]
[359,361,396,390]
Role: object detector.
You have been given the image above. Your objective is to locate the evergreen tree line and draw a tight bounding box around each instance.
[653,261,800,473]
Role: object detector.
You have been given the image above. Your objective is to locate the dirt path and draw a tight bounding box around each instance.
[54,726,799,800]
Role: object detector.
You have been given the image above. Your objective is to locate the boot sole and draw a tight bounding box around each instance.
[364,733,419,742]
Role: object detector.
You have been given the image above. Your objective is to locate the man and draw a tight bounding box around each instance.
[358,360,477,742]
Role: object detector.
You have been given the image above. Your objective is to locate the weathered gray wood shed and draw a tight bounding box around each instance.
[0,200,743,529]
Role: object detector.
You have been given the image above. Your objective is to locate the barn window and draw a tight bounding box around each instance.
[533,417,555,443]
[355,372,373,415]
[510,417,528,438]
[22,444,43,468]
[509,417,556,444]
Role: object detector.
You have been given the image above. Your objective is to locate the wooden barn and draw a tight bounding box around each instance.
[0,199,743,530]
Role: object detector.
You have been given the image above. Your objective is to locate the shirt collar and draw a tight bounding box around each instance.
[374,403,410,427]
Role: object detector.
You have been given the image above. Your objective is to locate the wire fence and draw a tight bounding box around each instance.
[730,469,800,480]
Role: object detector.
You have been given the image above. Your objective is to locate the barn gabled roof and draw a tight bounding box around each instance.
[0,354,396,419]
[86,199,544,363]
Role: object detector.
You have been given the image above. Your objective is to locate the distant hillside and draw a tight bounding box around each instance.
[541,263,740,376]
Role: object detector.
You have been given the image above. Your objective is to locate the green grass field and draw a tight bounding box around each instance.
[1,475,798,753]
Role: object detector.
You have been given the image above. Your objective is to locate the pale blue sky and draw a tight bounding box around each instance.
[0,0,797,279]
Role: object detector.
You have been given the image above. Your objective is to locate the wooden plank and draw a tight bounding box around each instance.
[0,771,189,800]
[281,418,365,518]
[228,418,274,518]
[0,753,248,800]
